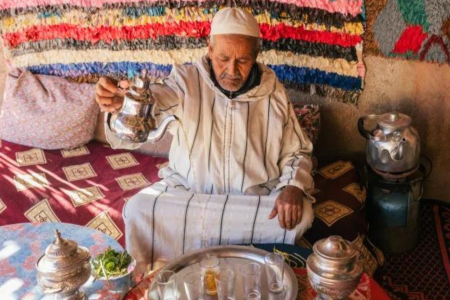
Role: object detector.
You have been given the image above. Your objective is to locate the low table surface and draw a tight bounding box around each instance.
[0,222,124,300]
[125,244,392,300]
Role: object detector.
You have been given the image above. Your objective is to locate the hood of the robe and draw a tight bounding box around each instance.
[195,56,277,102]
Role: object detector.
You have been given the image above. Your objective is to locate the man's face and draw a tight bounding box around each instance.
[208,35,258,92]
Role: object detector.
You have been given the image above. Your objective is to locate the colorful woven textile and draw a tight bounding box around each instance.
[0,0,366,104]
[365,0,450,65]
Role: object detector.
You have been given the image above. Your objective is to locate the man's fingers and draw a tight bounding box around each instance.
[291,206,298,229]
[99,104,115,113]
[98,76,119,92]
[297,204,303,225]
[100,103,116,112]
[118,80,130,90]
[284,206,292,230]
[96,96,114,106]
[278,205,286,229]
[268,207,278,219]
[96,84,117,98]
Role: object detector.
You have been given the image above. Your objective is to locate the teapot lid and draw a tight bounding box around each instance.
[128,71,152,103]
[378,112,411,129]
[313,235,357,261]
[36,230,90,273]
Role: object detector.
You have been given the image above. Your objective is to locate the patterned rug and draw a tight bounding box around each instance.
[0,139,168,246]
[0,0,366,104]
[365,0,450,65]
[374,200,450,300]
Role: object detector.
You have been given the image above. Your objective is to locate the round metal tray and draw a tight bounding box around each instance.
[148,245,298,300]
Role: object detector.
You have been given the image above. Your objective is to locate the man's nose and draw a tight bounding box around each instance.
[227,60,238,77]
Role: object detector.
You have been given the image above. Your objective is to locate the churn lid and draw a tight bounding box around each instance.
[36,230,90,273]
[378,112,412,129]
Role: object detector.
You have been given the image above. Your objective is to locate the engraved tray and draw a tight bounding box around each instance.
[148,245,298,300]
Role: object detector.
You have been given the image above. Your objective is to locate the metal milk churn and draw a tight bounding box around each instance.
[365,166,426,253]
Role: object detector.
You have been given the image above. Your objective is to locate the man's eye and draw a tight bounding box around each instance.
[239,60,249,64]
[220,58,229,62]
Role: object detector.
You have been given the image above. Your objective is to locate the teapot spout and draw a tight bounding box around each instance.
[147,115,179,143]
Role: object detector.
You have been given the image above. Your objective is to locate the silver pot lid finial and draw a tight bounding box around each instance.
[37,230,90,273]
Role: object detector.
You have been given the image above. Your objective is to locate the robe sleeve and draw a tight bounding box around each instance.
[105,66,184,149]
[275,101,316,203]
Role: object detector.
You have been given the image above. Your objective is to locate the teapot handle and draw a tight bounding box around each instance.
[358,114,379,140]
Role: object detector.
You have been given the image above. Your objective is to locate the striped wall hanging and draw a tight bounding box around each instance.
[0,0,366,105]
[365,0,450,65]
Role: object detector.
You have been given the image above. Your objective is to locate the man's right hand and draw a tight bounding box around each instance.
[95,77,130,113]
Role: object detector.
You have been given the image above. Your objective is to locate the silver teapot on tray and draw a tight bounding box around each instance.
[110,73,178,143]
[36,230,91,300]
[307,235,363,300]
[358,112,420,175]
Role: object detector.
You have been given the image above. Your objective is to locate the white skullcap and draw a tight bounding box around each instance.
[210,8,260,38]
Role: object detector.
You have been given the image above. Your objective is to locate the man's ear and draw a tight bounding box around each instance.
[207,43,212,60]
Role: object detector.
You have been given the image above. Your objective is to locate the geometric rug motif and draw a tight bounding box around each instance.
[60,145,90,158]
[318,161,354,180]
[375,200,450,300]
[115,173,150,191]
[62,162,97,182]
[314,199,353,226]
[65,186,105,207]
[15,148,47,167]
[0,197,5,215]
[106,153,139,170]
[24,199,60,223]
[365,0,450,65]
[352,235,380,276]
[86,211,123,241]
[14,173,50,192]
[343,183,367,203]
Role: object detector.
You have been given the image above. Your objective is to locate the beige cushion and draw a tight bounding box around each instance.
[0,69,98,149]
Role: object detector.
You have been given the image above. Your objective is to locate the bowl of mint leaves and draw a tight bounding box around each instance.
[91,247,136,282]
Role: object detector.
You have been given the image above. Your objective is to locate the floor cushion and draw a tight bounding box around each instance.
[299,160,385,276]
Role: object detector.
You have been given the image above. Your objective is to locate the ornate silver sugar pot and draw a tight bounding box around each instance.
[306,235,363,300]
[36,230,91,300]
[109,73,178,143]
[358,112,420,175]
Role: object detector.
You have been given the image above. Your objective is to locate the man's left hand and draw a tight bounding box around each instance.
[268,186,304,230]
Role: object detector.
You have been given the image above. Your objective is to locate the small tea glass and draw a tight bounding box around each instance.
[215,268,235,300]
[200,255,220,296]
[183,271,205,300]
[155,270,177,300]
[264,253,285,293]
[239,262,261,299]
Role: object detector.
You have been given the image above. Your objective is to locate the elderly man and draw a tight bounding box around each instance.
[96,8,315,273]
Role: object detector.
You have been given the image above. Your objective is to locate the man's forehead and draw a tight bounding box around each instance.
[212,34,256,49]
[209,34,259,58]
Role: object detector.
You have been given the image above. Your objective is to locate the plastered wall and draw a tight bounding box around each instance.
[315,57,450,202]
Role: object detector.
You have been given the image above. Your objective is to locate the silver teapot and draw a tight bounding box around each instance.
[110,74,178,143]
[36,230,91,300]
[358,112,420,174]
[306,235,363,300]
